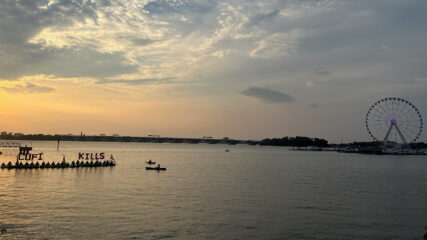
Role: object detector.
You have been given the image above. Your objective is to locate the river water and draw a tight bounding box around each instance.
[1,141,427,239]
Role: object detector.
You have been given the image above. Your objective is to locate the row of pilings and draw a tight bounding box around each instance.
[1,160,116,169]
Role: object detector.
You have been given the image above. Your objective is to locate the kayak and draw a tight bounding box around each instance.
[146,167,166,171]
[146,161,156,164]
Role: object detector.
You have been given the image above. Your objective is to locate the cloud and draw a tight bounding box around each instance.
[249,30,305,58]
[241,87,295,103]
[0,82,55,94]
[143,0,214,15]
[313,67,330,75]
[310,103,320,108]
[210,49,232,58]
[96,78,175,85]
[413,77,427,83]
[129,38,156,46]
[0,0,138,79]
[3,47,138,79]
[247,9,280,27]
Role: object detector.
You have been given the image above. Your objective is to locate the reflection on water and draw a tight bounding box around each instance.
[1,141,427,239]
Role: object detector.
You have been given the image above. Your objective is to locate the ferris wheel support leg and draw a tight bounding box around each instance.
[383,123,394,144]
[382,123,409,147]
[394,124,408,146]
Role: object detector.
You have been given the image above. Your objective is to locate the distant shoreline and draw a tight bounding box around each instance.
[10,134,424,149]
[0,134,255,145]
[0,134,331,147]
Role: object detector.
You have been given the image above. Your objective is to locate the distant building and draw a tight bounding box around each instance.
[113,134,120,137]
[1,131,7,136]
[14,133,24,136]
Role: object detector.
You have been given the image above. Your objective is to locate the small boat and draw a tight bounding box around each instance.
[146,167,166,171]
[225,149,230,152]
[146,160,156,165]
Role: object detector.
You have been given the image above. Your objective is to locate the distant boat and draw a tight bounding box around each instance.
[225,149,230,152]
[146,167,166,171]
[146,160,156,164]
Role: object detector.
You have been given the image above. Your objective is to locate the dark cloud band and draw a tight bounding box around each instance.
[242,87,295,103]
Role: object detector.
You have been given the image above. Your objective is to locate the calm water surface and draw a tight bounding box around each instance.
[1,141,427,239]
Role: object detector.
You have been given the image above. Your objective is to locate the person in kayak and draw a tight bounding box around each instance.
[157,164,160,169]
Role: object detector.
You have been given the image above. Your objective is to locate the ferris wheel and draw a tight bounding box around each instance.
[366,97,423,145]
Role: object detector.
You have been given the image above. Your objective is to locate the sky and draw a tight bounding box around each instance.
[0,0,426,142]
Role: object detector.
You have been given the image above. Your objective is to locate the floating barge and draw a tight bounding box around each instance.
[0,160,116,170]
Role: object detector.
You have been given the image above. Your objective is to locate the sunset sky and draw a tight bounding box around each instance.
[0,0,426,142]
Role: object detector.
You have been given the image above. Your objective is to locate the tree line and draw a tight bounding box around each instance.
[260,136,329,147]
